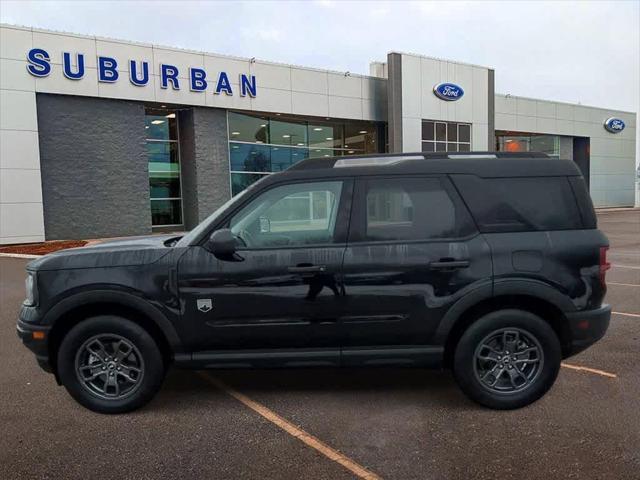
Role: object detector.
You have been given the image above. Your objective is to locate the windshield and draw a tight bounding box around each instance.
[175,177,265,247]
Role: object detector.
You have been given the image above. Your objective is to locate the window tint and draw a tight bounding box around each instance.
[452,175,582,232]
[364,177,475,241]
[229,181,343,248]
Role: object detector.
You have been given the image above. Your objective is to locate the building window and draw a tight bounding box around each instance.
[229,111,384,196]
[421,120,471,152]
[145,109,183,227]
[495,132,569,159]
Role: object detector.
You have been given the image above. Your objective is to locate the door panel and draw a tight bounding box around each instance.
[340,175,492,353]
[341,236,492,347]
[177,245,345,351]
[177,179,352,352]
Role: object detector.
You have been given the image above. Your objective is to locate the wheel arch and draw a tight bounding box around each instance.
[46,290,184,378]
[439,287,573,368]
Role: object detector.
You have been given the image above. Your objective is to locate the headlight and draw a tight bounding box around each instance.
[24,272,37,306]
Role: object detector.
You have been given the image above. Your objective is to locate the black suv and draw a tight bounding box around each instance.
[17,152,611,413]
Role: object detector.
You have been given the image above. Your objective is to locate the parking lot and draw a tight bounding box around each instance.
[1,209,638,480]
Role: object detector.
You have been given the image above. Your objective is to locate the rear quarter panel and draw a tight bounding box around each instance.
[486,229,609,312]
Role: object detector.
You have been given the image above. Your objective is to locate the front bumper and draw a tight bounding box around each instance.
[17,314,53,373]
[564,304,611,357]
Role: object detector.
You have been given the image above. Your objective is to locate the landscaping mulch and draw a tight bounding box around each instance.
[0,240,88,255]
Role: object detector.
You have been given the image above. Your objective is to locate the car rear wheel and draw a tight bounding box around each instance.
[57,315,165,414]
[453,309,561,409]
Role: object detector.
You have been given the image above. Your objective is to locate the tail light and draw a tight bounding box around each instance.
[599,246,611,288]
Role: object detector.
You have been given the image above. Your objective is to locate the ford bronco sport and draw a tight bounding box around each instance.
[17,152,611,413]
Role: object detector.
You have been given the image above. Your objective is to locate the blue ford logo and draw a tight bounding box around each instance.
[433,83,464,101]
[604,117,625,133]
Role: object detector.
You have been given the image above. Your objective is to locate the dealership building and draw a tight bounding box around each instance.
[0,23,637,244]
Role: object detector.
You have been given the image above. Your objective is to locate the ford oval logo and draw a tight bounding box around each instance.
[604,117,625,133]
[433,83,464,101]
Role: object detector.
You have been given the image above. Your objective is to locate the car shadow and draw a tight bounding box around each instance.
[149,366,478,412]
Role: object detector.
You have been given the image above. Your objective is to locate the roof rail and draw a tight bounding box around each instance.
[289,151,549,170]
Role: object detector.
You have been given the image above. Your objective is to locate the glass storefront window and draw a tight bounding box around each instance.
[230,143,272,172]
[309,121,343,149]
[270,118,308,147]
[271,146,309,171]
[421,120,471,152]
[231,172,269,197]
[146,108,183,227]
[344,123,378,154]
[150,171,181,198]
[150,199,182,226]
[228,112,269,143]
[496,132,563,158]
[228,111,384,195]
[145,113,178,141]
[147,142,179,171]
[308,148,339,158]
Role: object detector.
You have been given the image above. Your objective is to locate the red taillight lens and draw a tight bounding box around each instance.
[599,246,611,287]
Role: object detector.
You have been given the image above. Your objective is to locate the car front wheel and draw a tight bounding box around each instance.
[453,309,561,409]
[57,315,165,414]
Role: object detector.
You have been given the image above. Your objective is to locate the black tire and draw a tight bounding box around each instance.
[57,315,165,414]
[453,309,561,410]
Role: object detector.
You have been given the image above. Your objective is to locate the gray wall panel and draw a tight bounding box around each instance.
[179,107,230,230]
[178,109,199,229]
[387,53,403,153]
[488,69,495,150]
[36,94,150,240]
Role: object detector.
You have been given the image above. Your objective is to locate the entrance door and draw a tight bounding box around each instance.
[340,175,492,366]
[177,179,353,358]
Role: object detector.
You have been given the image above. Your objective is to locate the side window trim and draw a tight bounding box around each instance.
[211,177,354,251]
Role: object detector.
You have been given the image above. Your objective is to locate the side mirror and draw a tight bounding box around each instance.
[207,229,237,257]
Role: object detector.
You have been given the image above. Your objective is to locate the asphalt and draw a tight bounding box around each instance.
[1,210,639,480]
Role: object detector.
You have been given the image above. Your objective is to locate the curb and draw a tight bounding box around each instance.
[596,207,639,213]
[0,253,42,259]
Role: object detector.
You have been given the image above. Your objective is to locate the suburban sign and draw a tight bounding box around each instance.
[603,117,625,134]
[433,82,464,101]
[26,48,257,97]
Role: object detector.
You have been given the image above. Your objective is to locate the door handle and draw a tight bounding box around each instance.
[429,260,470,270]
[287,265,326,274]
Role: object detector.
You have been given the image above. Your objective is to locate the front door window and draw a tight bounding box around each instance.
[228,181,344,248]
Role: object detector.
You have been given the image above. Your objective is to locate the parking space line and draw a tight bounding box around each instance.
[612,264,640,270]
[608,282,640,287]
[198,372,382,480]
[561,363,617,378]
[612,311,640,318]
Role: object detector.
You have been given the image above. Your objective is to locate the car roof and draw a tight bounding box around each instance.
[279,151,582,179]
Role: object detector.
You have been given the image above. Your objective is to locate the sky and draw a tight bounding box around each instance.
[1,0,639,162]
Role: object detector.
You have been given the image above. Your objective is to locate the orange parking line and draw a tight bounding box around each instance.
[612,311,640,318]
[198,372,382,480]
[561,363,617,378]
[612,264,640,270]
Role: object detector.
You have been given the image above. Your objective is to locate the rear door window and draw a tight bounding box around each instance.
[452,175,582,232]
[353,176,476,242]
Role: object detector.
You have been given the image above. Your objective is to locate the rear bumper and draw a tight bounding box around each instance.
[17,316,53,373]
[564,304,611,357]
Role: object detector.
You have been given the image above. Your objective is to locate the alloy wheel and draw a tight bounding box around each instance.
[74,334,145,400]
[473,327,544,394]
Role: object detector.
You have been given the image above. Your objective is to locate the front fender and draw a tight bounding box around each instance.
[42,289,184,352]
